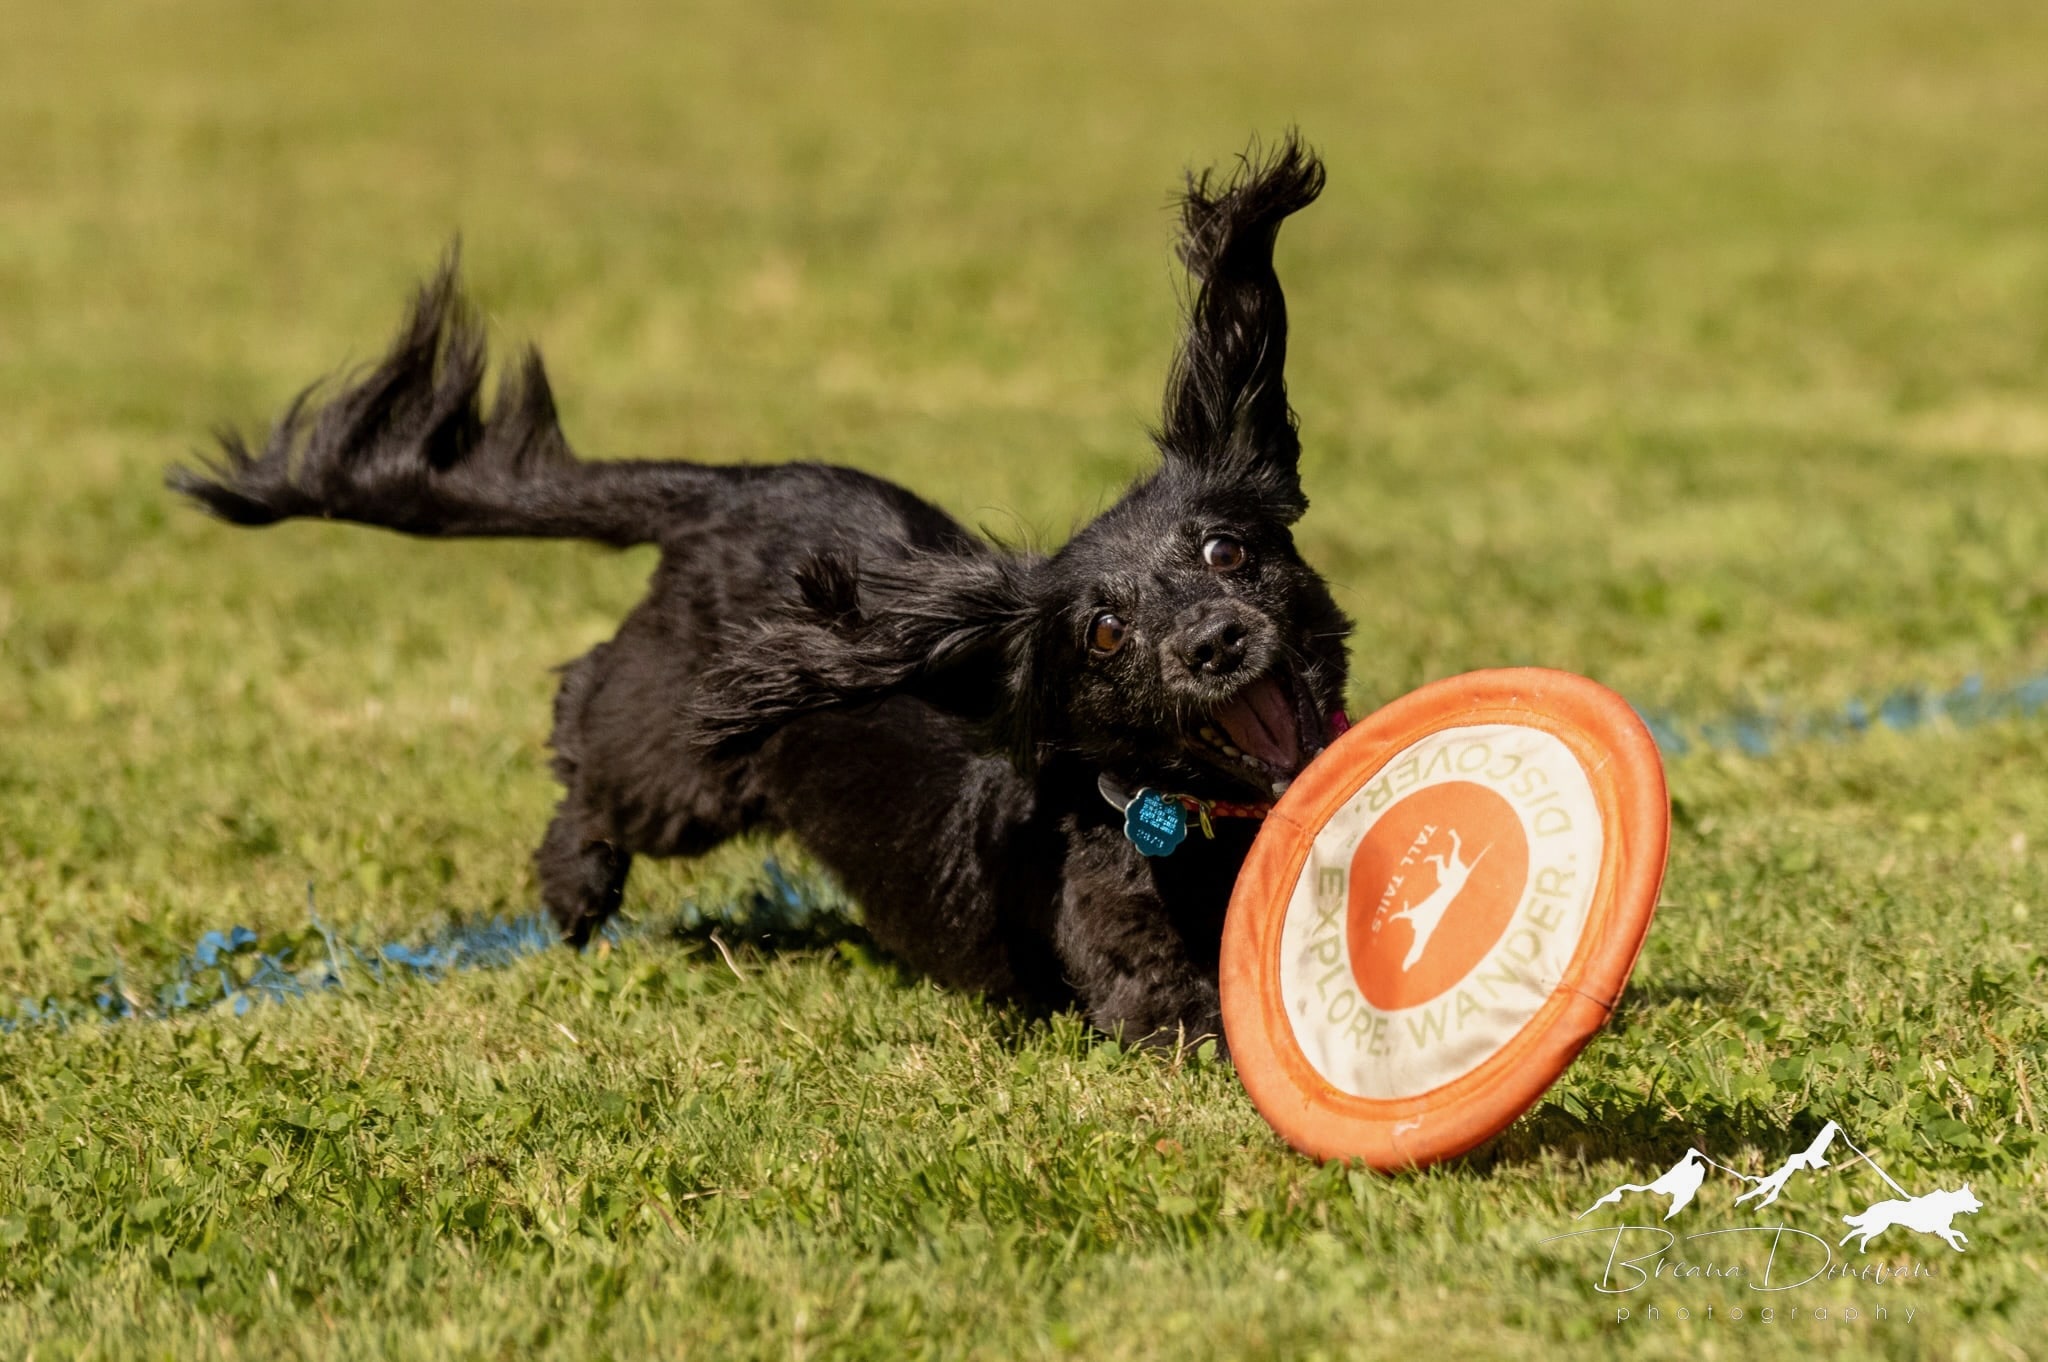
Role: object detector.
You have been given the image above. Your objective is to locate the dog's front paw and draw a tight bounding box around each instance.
[1094,978,1227,1059]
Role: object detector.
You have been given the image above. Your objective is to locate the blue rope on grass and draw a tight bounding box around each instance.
[1635,669,2048,758]
[3,855,843,1034]
[4,902,583,1034]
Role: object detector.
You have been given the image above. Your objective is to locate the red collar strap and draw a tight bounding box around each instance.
[1173,792,1272,826]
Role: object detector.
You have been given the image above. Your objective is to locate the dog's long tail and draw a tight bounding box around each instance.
[169,259,703,547]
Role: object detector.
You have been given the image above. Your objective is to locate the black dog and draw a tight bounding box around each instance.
[172,136,1351,1049]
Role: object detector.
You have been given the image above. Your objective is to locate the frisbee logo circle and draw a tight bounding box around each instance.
[1273,722,1604,1102]
[1347,782,1529,1011]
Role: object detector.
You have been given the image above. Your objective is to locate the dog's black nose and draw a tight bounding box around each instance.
[1175,606,1250,678]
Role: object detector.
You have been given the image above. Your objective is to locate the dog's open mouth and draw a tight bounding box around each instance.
[1192,675,1312,792]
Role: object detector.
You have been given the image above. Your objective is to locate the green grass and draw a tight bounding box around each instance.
[4,0,2048,1356]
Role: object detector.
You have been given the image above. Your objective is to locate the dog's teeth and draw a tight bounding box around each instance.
[1271,777,1292,796]
[1200,726,1222,743]
[1220,743,1241,758]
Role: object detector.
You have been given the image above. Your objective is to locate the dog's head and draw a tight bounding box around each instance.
[701,136,1351,801]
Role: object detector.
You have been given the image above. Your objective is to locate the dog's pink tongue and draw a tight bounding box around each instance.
[1214,678,1303,774]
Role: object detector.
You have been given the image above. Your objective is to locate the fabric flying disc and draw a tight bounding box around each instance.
[1219,668,1669,1169]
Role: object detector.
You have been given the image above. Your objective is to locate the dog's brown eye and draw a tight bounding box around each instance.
[1090,612,1129,656]
[1202,534,1247,571]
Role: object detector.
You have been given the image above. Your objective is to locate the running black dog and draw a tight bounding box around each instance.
[172,136,1351,1049]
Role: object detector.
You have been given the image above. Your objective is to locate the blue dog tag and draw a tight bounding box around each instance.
[1123,788,1188,857]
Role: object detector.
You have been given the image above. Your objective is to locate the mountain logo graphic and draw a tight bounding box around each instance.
[1575,1120,1984,1253]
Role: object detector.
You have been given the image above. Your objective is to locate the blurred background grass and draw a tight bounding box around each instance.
[3,2,2047,1357]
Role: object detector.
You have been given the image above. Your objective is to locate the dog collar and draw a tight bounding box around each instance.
[1099,709,1350,857]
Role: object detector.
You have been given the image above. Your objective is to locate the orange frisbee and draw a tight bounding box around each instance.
[1219,668,1669,1169]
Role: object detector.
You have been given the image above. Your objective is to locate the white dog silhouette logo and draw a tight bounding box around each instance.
[1840,1185,1982,1253]
[1386,828,1490,971]
[1575,1117,1985,1253]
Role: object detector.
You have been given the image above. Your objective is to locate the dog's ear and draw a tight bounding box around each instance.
[694,551,1050,766]
[1156,133,1324,522]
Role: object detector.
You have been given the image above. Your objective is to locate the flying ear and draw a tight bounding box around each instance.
[692,551,1048,766]
[1157,133,1324,521]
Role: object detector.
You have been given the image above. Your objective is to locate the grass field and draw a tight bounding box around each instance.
[4,0,2048,1356]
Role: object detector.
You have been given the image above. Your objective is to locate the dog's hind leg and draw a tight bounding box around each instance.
[537,805,633,946]
[537,625,770,945]
[536,640,645,945]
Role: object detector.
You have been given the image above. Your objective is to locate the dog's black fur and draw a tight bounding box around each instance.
[171,136,1351,1048]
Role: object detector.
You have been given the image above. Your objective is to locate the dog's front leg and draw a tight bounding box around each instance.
[1053,827,1225,1052]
